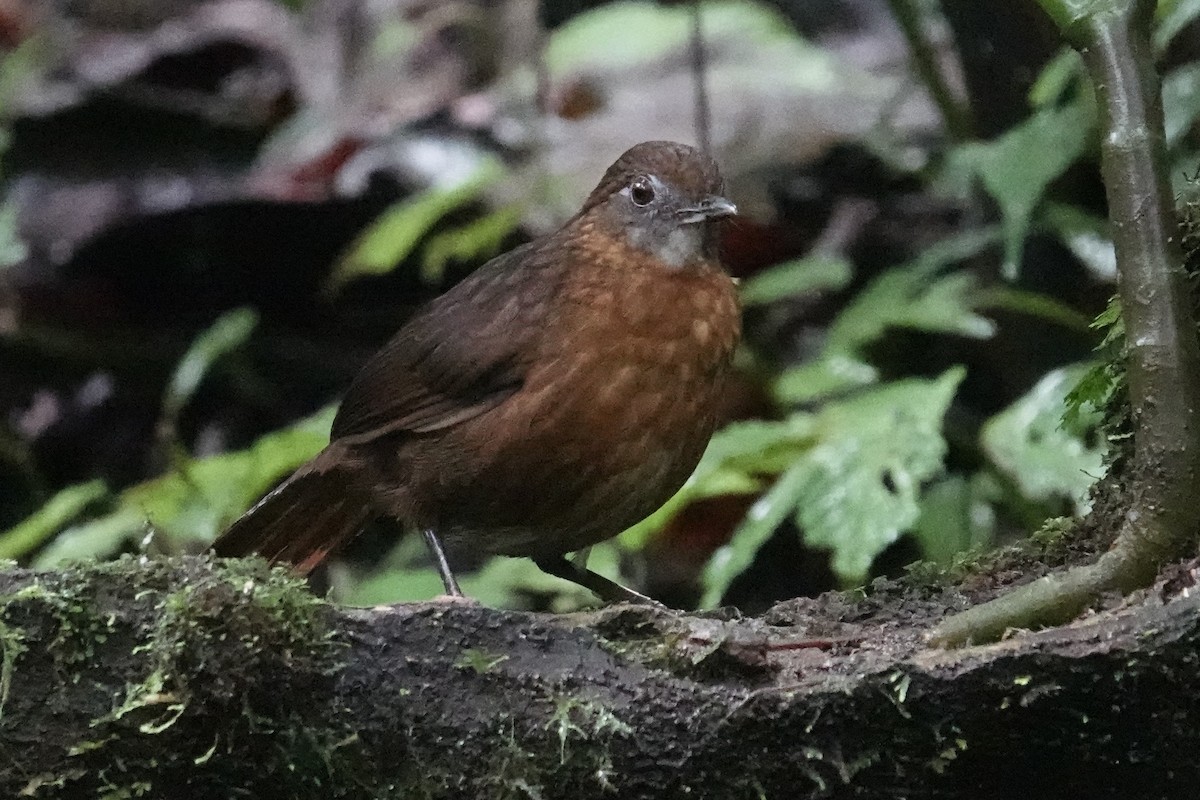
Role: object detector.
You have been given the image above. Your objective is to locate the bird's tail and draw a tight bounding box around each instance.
[212,445,373,575]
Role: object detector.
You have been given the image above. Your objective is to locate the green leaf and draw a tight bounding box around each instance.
[793,368,965,581]
[33,408,334,566]
[420,206,523,284]
[1029,48,1084,108]
[699,461,812,608]
[699,369,964,604]
[0,480,108,560]
[740,255,853,306]
[981,365,1107,511]
[1156,0,1200,51]
[1035,0,1111,35]
[1041,202,1115,281]
[826,242,998,354]
[910,476,995,566]
[546,0,798,76]
[337,540,629,611]
[1062,360,1122,433]
[620,418,814,550]
[161,308,258,430]
[335,566,449,606]
[978,286,1094,330]
[1162,61,1200,147]
[944,99,1093,276]
[773,355,878,405]
[329,158,504,291]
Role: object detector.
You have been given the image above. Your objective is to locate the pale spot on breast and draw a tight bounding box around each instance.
[692,318,712,345]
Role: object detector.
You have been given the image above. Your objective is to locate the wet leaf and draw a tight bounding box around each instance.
[699,369,963,603]
[982,365,1107,511]
[793,368,964,581]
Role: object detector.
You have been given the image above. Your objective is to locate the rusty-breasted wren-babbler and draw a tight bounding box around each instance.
[213,141,741,603]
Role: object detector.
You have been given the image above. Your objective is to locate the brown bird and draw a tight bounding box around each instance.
[213,141,741,604]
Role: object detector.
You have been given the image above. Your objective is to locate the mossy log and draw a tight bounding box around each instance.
[0,555,1198,799]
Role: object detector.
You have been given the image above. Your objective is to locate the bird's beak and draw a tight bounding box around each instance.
[677,195,738,224]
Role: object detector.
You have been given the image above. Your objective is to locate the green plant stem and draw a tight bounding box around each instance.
[931,0,1200,647]
[885,0,974,141]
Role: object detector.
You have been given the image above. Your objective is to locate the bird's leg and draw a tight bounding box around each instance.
[422,528,464,597]
[534,555,664,607]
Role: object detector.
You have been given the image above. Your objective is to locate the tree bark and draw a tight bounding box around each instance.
[1,555,1198,799]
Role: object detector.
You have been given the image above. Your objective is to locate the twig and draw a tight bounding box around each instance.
[689,0,712,154]
[885,0,974,141]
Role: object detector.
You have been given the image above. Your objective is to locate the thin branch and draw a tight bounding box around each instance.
[885,0,974,141]
[689,0,712,154]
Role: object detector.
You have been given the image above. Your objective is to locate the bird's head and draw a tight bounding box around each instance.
[580,141,737,268]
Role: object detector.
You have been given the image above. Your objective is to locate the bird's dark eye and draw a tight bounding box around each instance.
[630,177,655,207]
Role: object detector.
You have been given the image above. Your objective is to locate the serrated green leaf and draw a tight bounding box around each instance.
[794,368,965,580]
[33,407,334,566]
[329,158,504,291]
[740,255,853,306]
[699,369,964,603]
[1091,295,1123,338]
[982,365,1106,511]
[0,480,108,560]
[1062,360,1122,433]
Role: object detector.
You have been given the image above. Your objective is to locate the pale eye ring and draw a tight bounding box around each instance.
[630,177,655,207]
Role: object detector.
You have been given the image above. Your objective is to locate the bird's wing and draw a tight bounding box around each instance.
[331,240,557,442]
